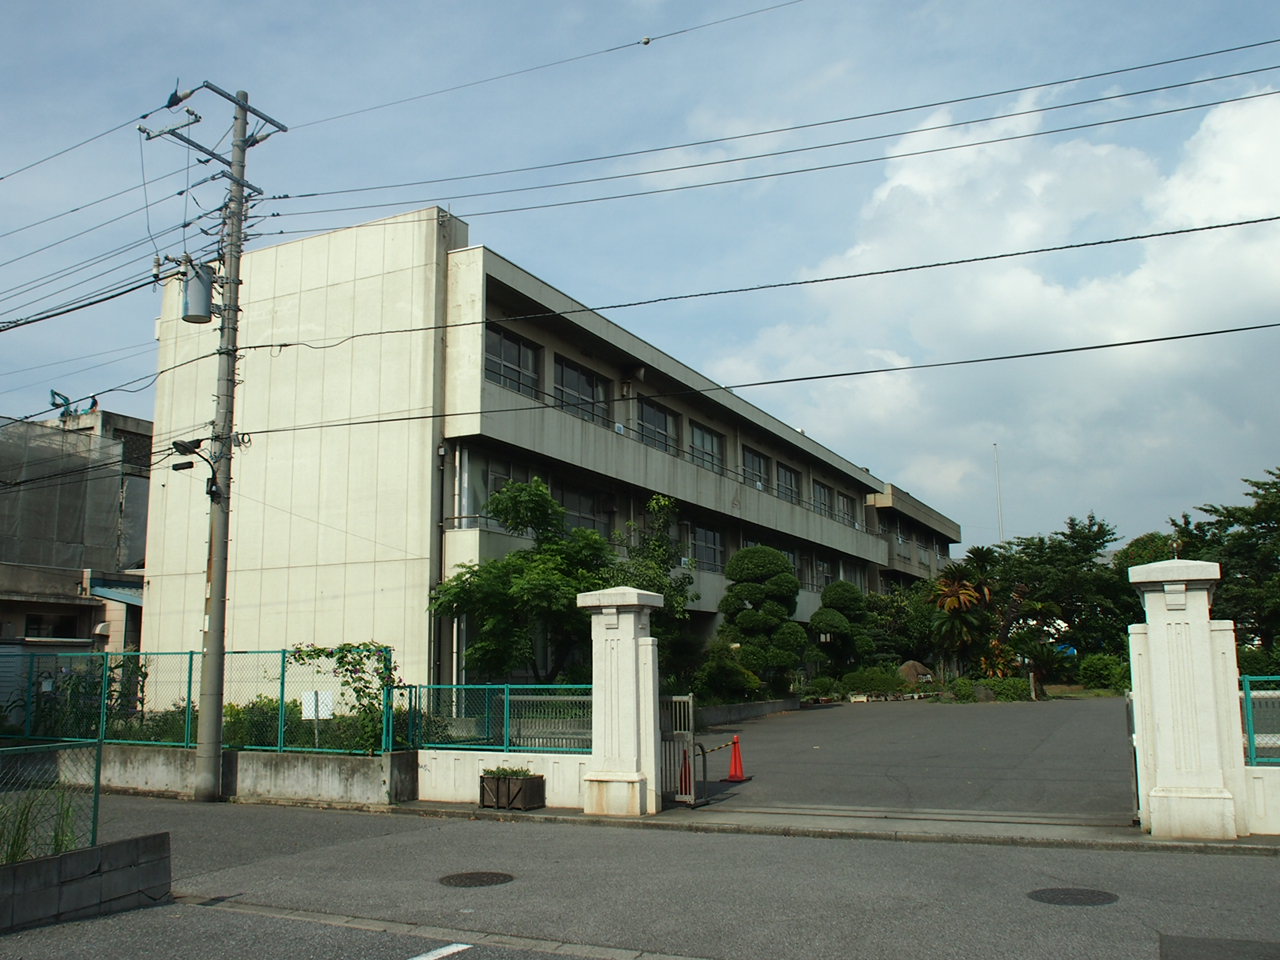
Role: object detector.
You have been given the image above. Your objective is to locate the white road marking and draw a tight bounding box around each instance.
[410,944,473,960]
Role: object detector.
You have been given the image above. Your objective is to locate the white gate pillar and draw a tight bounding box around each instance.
[577,586,664,816]
[1128,559,1248,839]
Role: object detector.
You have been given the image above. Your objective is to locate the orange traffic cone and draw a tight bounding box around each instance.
[679,748,692,795]
[721,735,752,783]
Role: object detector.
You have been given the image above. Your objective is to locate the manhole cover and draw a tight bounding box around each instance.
[1027,887,1118,906]
[439,872,514,888]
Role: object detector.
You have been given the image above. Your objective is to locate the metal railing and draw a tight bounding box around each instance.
[388,684,591,754]
[0,649,392,755]
[0,740,101,864]
[1242,675,1280,766]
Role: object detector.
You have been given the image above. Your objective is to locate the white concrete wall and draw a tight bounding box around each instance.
[417,750,588,807]
[143,210,467,683]
[1244,767,1280,834]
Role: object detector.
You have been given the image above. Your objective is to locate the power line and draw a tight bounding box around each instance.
[238,214,1280,355]
[0,96,182,184]
[0,340,156,380]
[0,165,189,241]
[293,0,806,129]
[236,320,1280,441]
[277,48,1280,203]
[260,89,1280,232]
[0,275,167,334]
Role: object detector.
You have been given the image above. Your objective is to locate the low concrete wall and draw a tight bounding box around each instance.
[1,833,170,932]
[418,750,588,808]
[697,699,799,729]
[1245,766,1280,835]
[76,745,417,806]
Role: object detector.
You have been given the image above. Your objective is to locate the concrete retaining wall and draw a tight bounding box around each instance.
[417,750,588,807]
[1246,767,1280,835]
[78,745,418,806]
[696,699,798,728]
[0,833,170,933]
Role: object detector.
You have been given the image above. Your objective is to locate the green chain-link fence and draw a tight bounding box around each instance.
[1243,675,1280,766]
[0,649,392,754]
[0,740,101,864]
[388,685,591,753]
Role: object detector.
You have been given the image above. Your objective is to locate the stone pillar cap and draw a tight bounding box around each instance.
[1127,558,1221,585]
[577,586,665,609]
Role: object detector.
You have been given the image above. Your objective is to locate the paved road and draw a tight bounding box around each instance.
[6,795,1280,960]
[696,697,1135,823]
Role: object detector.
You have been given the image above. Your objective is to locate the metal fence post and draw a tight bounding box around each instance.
[91,738,103,847]
[98,652,110,742]
[277,649,287,751]
[503,685,511,752]
[185,651,195,747]
[1244,676,1257,766]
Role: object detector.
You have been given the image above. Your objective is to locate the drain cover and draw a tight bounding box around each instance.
[440,871,514,888]
[1027,887,1118,906]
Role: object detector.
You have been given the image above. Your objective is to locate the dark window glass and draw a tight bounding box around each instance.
[554,356,610,424]
[813,482,833,517]
[836,493,859,528]
[637,398,679,453]
[552,482,611,536]
[742,447,770,491]
[689,422,725,474]
[777,464,801,504]
[691,525,724,573]
[485,325,540,397]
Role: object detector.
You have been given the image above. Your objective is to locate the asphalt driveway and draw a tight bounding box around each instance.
[696,696,1135,824]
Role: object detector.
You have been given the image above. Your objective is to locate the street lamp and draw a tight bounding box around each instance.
[171,439,222,503]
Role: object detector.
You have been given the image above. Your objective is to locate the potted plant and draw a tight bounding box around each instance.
[479,766,546,810]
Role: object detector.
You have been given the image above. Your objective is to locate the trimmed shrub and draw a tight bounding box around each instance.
[981,677,1031,702]
[1079,653,1124,690]
[841,668,904,695]
[950,678,976,703]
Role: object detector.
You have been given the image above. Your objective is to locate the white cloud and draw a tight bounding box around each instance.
[709,92,1280,548]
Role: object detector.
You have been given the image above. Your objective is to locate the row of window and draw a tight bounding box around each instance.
[485,324,869,529]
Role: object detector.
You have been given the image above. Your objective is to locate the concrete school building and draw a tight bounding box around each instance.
[141,207,959,683]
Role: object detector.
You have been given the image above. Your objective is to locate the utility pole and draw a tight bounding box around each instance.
[142,85,285,802]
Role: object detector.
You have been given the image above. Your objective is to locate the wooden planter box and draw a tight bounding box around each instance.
[479,774,546,810]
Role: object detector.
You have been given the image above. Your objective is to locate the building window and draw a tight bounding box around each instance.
[836,492,860,529]
[485,325,541,398]
[552,482,611,536]
[813,482,833,518]
[637,398,679,453]
[689,422,725,474]
[554,356,610,424]
[691,525,725,573]
[24,614,78,638]
[742,447,770,491]
[816,557,835,587]
[777,464,801,504]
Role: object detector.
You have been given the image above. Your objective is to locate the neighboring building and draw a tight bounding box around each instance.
[0,411,149,651]
[142,208,959,682]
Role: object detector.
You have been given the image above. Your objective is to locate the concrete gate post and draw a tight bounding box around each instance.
[576,586,664,816]
[1128,559,1248,839]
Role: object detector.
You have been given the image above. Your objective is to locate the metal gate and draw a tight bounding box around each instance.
[659,694,706,807]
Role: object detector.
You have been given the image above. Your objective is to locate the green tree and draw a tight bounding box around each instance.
[993,514,1137,657]
[716,546,807,695]
[806,580,874,675]
[612,495,700,684]
[430,479,617,681]
[1173,468,1280,651]
[1112,531,1176,573]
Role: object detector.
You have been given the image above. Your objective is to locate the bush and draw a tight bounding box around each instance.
[809,676,840,698]
[841,668,904,695]
[1238,645,1279,676]
[1079,653,1124,690]
[1108,661,1131,692]
[950,678,977,703]
[982,677,1031,702]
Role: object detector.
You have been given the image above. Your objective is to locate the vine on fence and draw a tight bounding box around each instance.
[287,643,402,753]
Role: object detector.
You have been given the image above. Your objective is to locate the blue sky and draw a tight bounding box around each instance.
[3,0,1279,551]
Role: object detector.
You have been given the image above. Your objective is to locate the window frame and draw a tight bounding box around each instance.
[553,355,610,425]
[742,446,771,491]
[689,421,725,474]
[637,397,680,454]
[484,324,541,398]
[777,463,801,504]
